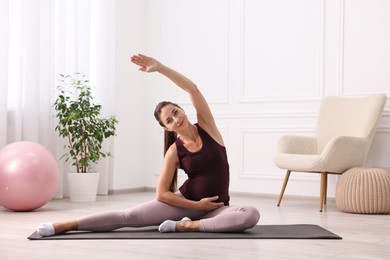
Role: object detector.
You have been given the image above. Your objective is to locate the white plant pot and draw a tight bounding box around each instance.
[67,172,100,202]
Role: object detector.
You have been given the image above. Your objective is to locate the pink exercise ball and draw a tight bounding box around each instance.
[0,141,60,211]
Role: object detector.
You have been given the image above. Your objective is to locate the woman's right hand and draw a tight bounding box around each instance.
[196,196,224,211]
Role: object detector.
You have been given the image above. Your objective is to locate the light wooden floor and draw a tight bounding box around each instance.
[1,191,389,260]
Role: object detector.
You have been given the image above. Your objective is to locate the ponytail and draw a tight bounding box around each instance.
[155,101,181,192]
[164,130,178,192]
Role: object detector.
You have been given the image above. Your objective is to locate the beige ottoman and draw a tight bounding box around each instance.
[336,167,390,214]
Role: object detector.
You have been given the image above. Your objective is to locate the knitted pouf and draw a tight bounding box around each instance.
[336,167,390,214]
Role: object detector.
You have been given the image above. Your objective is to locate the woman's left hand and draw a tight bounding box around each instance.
[130,54,161,72]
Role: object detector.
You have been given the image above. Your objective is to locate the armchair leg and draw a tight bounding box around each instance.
[324,173,328,205]
[277,170,291,206]
[319,172,328,212]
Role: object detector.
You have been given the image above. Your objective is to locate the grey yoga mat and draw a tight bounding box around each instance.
[28,224,342,240]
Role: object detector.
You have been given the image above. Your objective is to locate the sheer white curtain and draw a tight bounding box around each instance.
[0,0,116,198]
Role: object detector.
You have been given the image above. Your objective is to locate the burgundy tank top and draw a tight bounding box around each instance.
[177,124,230,205]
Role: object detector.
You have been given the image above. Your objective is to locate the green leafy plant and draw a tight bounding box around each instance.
[54,73,118,173]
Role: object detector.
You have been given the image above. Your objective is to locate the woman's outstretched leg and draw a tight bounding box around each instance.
[37,197,206,236]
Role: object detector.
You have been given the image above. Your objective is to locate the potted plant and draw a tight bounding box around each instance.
[53,73,118,202]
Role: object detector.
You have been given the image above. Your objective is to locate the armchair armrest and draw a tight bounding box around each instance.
[276,135,317,154]
[321,136,369,173]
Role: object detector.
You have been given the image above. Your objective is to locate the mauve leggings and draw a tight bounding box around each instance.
[77,192,260,232]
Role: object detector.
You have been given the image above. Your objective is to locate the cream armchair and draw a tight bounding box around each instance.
[274,94,387,212]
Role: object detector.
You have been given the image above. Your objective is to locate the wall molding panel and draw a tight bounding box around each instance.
[239,0,326,103]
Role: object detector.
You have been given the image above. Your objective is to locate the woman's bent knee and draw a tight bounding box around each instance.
[243,206,260,228]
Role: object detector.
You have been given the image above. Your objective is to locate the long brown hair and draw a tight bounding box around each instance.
[154,101,181,192]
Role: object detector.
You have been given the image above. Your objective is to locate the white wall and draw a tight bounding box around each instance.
[113,0,390,197]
